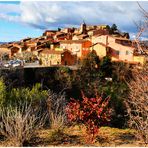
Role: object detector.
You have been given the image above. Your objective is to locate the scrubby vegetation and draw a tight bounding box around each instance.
[0,51,147,146]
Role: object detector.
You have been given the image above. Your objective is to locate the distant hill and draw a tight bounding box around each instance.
[0,42,5,44]
[0,41,14,45]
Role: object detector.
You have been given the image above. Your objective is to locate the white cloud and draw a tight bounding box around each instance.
[0,3,20,14]
[18,1,148,30]
[0,1,147,38]
[0,13,19,22]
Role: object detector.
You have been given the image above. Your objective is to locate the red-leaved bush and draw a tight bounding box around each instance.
[66,93,111,143]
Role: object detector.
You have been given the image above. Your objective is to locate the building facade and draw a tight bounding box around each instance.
[60,40,92,59]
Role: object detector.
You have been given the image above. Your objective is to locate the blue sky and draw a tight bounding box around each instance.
[0,1,147,42]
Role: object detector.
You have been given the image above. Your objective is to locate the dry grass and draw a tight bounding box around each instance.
[1,125,143,147]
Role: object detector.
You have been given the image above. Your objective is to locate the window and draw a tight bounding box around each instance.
[115,50,119,55]
[126,51,130,55]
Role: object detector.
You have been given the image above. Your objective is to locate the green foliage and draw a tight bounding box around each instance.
[81,50,100,71]
[73,51,100,97]
[106,25,110,31]
[54,51,101,98]
[45,41,51,48]
[123,32,130,39]
[58,28,61,31]
[100,56,112,78]
[99,81,129,128]
[108,24,118,34]
[1,82,48,107]
[0,78,6,107]
[58,67,71,74]
[111,24,117,31]
[55,67,72,90]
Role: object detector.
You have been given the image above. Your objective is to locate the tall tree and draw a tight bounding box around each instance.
[111,24,118,32]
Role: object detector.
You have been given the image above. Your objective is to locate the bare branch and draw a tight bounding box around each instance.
[0,102,47,146]
[125,67,148,145]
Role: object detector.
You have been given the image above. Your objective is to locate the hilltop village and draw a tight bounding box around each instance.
[0,23,148,67]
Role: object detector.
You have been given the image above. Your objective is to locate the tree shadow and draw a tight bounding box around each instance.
[114,133,136,146]
[24,130,83,146]
[0,135,6,142]
[96,135,112,146]
[96,132,136,146]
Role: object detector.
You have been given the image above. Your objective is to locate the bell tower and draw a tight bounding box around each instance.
[80,20,87,34]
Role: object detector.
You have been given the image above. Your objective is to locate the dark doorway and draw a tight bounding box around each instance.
[64,61,67,65]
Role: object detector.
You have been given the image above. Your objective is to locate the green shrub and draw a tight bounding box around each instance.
[0,78,6,107]
[4,83,48,107]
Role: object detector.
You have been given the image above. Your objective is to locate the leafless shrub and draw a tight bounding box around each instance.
[50,112,66,131]
[125,67,148,145]
[46,90,67,132]
[0,102,47,147]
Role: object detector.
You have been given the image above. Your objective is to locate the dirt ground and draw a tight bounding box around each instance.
[0,126,145,147]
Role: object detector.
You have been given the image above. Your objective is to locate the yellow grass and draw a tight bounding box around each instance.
[0,125,144,147]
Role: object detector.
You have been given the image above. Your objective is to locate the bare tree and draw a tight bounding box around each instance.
[0,102,47,146]
[125,66,148,145]
[133,2,148,54]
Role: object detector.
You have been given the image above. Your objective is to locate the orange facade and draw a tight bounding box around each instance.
[82,41,92,48]
[60,40,92,58]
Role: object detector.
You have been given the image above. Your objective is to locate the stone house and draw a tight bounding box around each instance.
[60,40,92,59]
[43,30,57,37]
[39,49,76,66]
[0,47,11,60]
[54,32,68,41]
[91,35,146,65]
[10,44,23,57]
[90,42,107,59]
[61,50,76,65]
[39,49,62,66]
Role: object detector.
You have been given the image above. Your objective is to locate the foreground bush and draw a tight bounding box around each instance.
[66,93,111,143]
[0,102,47,146]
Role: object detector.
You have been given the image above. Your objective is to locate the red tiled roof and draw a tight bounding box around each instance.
[44,30,57,33]
[113,37,131,41]
[56,32,67,36]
